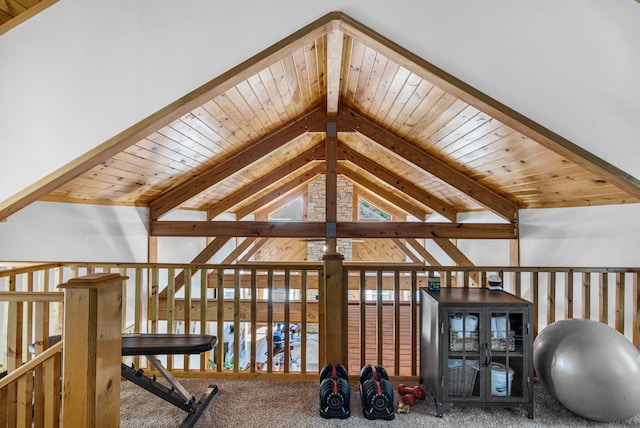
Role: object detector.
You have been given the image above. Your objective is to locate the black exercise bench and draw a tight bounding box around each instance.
[120,333,218,428]
[24,333,218,428]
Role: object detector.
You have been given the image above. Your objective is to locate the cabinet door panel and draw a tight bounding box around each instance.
[488,310,527,400]
[445,357,481,399]
[448,311,480,352]
[489,311,525,354]
[489,356,524,399]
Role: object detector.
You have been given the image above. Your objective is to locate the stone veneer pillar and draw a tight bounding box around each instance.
[307,175,353,261]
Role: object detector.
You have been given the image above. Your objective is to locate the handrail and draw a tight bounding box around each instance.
[0,262,62,277]
[0,340,63,388]
[0,291,63,302]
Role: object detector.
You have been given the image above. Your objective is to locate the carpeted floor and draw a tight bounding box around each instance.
[120,378,640,427]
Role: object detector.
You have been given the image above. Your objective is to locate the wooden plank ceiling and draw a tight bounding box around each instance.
[0,0,58,36]
[2,12,639,263]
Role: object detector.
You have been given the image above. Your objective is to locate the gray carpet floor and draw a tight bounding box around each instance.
[120,378,640,427]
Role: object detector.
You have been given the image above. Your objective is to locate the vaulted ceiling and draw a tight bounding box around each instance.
[2,12,639,244]
[0,0,58,36]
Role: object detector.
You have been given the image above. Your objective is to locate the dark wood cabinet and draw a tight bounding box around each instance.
[420,287,534,418]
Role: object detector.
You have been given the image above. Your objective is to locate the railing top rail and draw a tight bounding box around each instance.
[1,261,324,270]
[343,265,640,274]
[0,341,63,388]
[0,262,63,278]
[0,291,64,302]
[2,261,639,275]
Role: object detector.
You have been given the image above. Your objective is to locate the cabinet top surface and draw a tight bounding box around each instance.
[420,287,531,305]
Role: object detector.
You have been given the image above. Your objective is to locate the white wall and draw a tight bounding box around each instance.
[0,201,148,262]
[520,204,640,267]
[1,1,639,266]
[1,200,639,267]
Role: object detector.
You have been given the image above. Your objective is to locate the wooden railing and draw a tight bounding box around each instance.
[0,342,62,427]
[1,263,639,384]
[0,288,63,427]
[343,265,640,377]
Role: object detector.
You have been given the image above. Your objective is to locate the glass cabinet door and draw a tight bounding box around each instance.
[487,310,526,400]
[444,310,481,399]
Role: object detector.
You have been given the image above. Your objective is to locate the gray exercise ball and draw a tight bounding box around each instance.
[533,318,640,422]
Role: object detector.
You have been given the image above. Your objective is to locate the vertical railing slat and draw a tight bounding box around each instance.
[183,267,192,370]
[120,268,128,333]
[233,269,240,373]
[300,270,307,374]
[393,271,400,376]
[25,272,34,363]
[600,272,609,324]
[150,267,159,334]
[43,351,61,428]
[216,269,224,373]
[266,269,274,372]
[200,268,208,371]
[547,272,556,326]
[565,271,574,319]
[359,269,366,370]
[16,374,32,427]
[376,270,383,365]
[249,269,257,373]
[284,269,291,374]
[318,266,325,369]
[166,268,175,371]
[410,271,418,377]
[615,272,625,334]
[582,272,591,320]
[135,268,143,334]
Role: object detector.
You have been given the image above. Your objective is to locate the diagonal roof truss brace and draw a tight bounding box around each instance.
[337,107,519,222]
[149,107,328,220]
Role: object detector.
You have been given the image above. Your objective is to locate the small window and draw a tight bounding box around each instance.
[269,197,303,221]
[358,198,391,221]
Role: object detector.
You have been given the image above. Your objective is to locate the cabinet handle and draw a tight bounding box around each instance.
[482,343,492,367]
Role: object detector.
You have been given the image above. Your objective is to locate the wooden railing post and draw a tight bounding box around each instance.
[323,254,346,366]
[58,273,126,428]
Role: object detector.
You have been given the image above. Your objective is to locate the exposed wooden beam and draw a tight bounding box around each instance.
[432,238,475,266]
[336,12,640,200]
[404,238,440,266]
[337,222,515,239]
[338,108,518,222]
[337,143,457,222]
[234,163,324,219]
[326,21,344,115]
[238,238,270,262]
[391,239,423,263]
[151,221,327,238]
[432,237,480,285]
[326,122,338,254]
[150,108,328,219]
[0,0,58,37]
[158,236,233,298]
[151,220,515,239]
[338,164,430,220]
[221,238,258,264]
[205,143,325,219]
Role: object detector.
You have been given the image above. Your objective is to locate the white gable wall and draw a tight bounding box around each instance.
[1,201,639,268]
[1,0,639,267]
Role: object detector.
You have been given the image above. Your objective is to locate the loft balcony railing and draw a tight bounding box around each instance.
[2,263,639,377]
